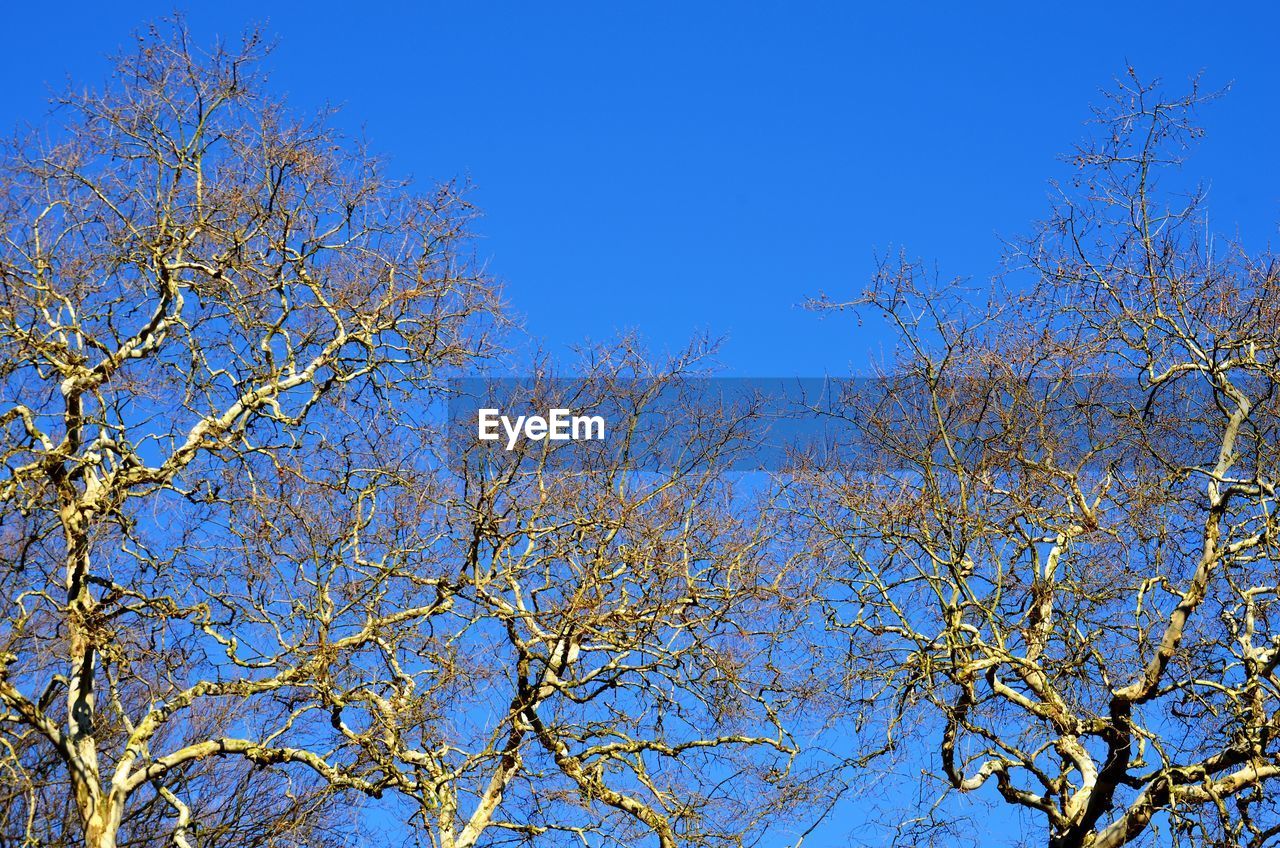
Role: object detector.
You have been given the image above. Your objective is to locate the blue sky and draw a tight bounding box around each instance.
[3,3,1278,378]
[4,5,1278,844]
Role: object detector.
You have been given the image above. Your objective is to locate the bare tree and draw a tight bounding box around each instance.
[0,21,842,848]
[0,690,361,848]
[0,20,492,848]
[796,73,1280,847]
[373,344,845,848]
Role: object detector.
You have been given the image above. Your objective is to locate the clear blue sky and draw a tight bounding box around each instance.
[4,5,1277,843]
[3,3,1278,378]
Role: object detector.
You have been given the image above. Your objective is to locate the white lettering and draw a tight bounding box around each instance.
[478,408,607,449]
[502,415,525,451]
[525,416,548,441]
[549,408,571,440]
[478,409,500,440]
[572,413,605,440]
